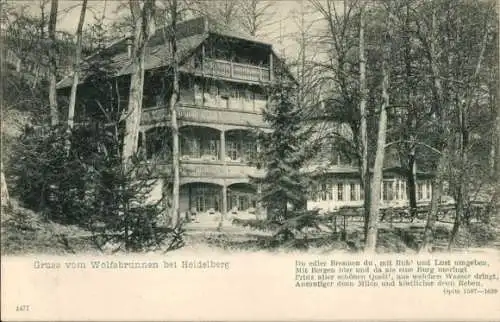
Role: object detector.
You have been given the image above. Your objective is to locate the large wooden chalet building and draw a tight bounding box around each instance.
[56,16,434,218]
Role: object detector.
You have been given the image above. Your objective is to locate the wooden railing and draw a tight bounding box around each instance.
[149,161,264,179]
[201,59,270,83]
[141,105,267,127]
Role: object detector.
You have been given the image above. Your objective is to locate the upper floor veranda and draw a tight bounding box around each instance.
[56,16,294,107]
[140,74,269,129]
[56,15,298,129]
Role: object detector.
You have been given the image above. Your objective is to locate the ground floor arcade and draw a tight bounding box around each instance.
[148,180,261,217]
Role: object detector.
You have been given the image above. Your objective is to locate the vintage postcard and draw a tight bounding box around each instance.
[1,0,499,321]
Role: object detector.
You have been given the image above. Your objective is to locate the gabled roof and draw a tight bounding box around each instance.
[204,17,270,46]
[56,33,208,89]
[56,16,274,89]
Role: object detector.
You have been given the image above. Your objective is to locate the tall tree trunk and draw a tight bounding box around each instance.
[0,12,8,209]
[449,99,468,250]
[122,0,154,249]
[122,0,153,166]
[358,4,370,238]
[169,0,180,227]
[67,0,88,131]
[494,53,500,227]
[1,162,9,209]
[496,30,500,212]
[421,7,445,252]
[48,0,59,126]
[365,45,390,253]
[420,151,445,252]
[449,12,489,249]
[407,149,417,216]
[403,4,417,218]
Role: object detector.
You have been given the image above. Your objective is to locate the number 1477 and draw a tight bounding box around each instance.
[16,305,30,311]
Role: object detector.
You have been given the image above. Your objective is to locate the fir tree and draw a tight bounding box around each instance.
[253,80,319,241]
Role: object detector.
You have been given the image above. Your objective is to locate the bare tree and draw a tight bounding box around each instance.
[310,0,372,239]
[417,0,496,251]
[67,0,88,131]
[160,0,182,227]
[0,0,9,208]
[48,0,58,126]
[358,1,370,237]
[1,162,9,208]
[122,0,155,165]
[239,0,275,37]
[189,0,240,28]
[365,5,392,252]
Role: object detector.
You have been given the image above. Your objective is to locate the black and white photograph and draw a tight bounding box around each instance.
[1,0,499,320]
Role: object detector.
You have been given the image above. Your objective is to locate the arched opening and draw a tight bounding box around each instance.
[227,182,258,214]
[225,129,257,163]
[180,126,221,161]
[180,182,223,215]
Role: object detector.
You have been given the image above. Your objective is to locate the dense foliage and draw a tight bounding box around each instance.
[250,81,321,241]
[7,123,180,252]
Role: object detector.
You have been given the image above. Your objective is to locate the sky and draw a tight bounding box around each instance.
[10,0,326,58]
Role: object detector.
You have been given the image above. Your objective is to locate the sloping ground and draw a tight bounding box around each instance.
[2,203,498,255]
[1,202,96,255]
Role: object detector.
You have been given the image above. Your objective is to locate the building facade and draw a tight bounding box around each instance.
[307,167,434,213]
[58,17,435,219]
[57,17,283,217]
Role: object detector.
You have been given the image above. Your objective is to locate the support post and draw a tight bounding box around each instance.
[392,180,396,202]
[201,43,205,75]
[269,52,273,82]
[257,183,264,218]
[222,184,227,216]
[220,130,226,162]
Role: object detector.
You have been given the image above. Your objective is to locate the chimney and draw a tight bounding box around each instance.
[127,39,132,58]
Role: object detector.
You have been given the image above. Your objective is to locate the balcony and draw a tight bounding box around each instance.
[141,104,267,128]
[197,59,271,83]
[145,160,264,180]
[182,161,263,178]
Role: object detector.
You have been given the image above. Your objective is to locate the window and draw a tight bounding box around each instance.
[321,184,327,201]
[254,93,267,112]
[320,184,332,201]
[417,183,424,200]
[327,184,333,200]
[426,182,432,199]
[337,183,344,201]
[194,84,202,103]
[310,184,319,202]
[382,181,393,201]
[243,141,257,160]
[192,185,221,212]
[243,89,254,112]
[227,141,240,161]
[350,183,356,201]
[207,140,219,159]
[185,137,201,158]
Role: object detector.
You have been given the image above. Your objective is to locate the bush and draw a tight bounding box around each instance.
[465,222,497,247]
[9,125,87,223]
[7,123,183,252]
[232,209,324,246]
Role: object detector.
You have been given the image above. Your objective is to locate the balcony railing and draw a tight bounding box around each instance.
[200,59,271,83]
[146,160,264,179]
[141,105,267,128]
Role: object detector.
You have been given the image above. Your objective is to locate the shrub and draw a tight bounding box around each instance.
[7,123,183,252]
